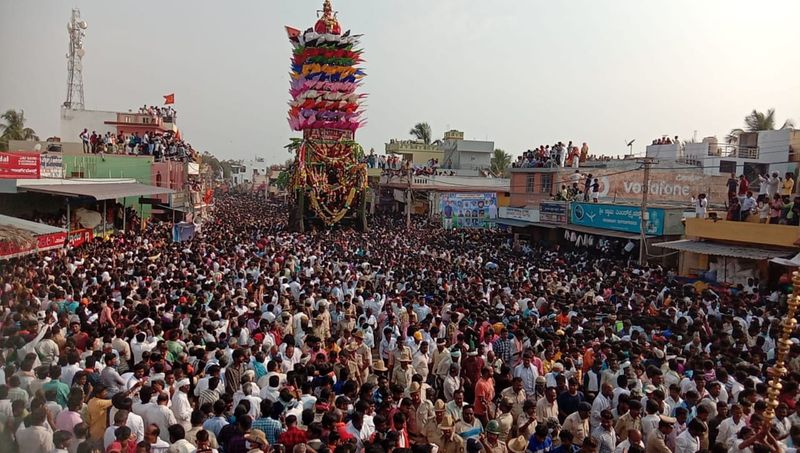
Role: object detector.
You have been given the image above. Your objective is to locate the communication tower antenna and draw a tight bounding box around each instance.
[64,8,87,110]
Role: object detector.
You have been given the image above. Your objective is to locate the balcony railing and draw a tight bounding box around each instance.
[711,143,760,159]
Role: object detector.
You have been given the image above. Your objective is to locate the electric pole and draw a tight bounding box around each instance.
[637,157,657,265]
[406,169,412,229]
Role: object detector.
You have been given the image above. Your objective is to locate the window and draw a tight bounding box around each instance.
[719,160,736,174]
[526,175,535,193]
[541,173,553,193]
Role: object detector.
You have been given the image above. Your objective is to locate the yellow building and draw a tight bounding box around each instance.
[655,217,800,285]
[384,139,443,166]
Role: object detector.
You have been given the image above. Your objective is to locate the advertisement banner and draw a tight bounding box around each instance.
[441,192,498,229]
[40,153,64,179]
[0,231,66,260]
[0,152,40,179]
[540,202,568,224]
[68,229,94,248]
[499,207,537,222]
[570,202,665,235]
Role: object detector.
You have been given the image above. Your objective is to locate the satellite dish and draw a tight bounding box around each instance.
[79,20,88,29]
[77,48,85,57]
[34,144,42,152]
[67,22,73,31]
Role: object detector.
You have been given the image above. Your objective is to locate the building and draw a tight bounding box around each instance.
[655,217,800,285]
[647,129,800,180]
[509,162,730,208]
[60,107,177,142]
[384,129,495,172]
[385,139,443,166]
[439,130,494,171]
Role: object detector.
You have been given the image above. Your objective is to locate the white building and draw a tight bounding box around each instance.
[646,129,800,180]
[440,130,494,171]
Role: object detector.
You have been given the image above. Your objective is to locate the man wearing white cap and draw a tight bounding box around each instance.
[171,378,192,431]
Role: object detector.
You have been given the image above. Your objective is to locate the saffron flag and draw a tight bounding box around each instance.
[163,93,175,105]
[285,26,301,39]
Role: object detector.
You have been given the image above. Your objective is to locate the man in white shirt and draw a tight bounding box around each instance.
[171,379,193,431]
[142,392,177,442]
[615,429,644,453]
[716,404,746,450]
[512,352,538,398]
[591,384,613,432]
[675,419,705,453]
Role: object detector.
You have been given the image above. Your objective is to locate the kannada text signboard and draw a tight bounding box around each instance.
[569,202,665,235]
[540,202,568,224]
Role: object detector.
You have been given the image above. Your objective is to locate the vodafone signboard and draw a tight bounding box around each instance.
[0,152,41,179]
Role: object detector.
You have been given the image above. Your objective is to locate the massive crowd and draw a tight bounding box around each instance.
[1,192,799,453]
[79,128,196,163]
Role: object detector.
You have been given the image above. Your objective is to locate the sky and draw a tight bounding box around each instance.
[1,0,799,163]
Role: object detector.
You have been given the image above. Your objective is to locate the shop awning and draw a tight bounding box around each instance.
[18,182,174,200]
[653,239,796,260]
[495,218,532,227]
[0,214,65,235]
[0,214,67,259]
[561,224,647,240]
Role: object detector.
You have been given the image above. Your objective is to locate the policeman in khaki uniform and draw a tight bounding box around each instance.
[437,415,465,453]
[645,415,675,453]
[353,330,372,380]
[339,312,355,337]
[423,400,448,445]
[344,342,363,386]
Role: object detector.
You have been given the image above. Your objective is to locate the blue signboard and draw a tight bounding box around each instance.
[569,202,664,235]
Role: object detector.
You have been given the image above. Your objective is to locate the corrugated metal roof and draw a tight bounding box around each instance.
[0,214,66,235]
[653,239,795,260]
[561,224,646,240]
[18,182,174,200]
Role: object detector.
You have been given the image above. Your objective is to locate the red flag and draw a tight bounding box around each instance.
[163,93,175,105]
[285,26,301,39]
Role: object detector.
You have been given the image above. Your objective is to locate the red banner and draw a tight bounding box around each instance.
[0,231,66,260]
[68,228,94,247]
[0,152,40,179]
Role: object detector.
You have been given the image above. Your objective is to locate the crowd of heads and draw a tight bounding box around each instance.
[0,192,799,453]
[513,142,593,169]
[139,106,177,122]
[718,172,798,224]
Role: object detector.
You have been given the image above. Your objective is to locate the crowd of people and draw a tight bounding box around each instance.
[138,106,177,122]
[1,191,799,453]
[696,172,799,224]
[651,137,680,146]
[79,129,197,163]
[512,142,592,169]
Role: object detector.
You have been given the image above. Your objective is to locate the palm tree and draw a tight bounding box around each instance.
[0,109,39,151]
[409,122,432,145]
[728,108,795,144]
[489,148,513,177]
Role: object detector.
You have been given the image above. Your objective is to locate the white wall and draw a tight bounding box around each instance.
[60,108,117,141]
[646,143,681,160]
[757,129,792,164]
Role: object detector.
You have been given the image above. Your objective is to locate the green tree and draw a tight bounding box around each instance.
[0,109,39,151]
[728,108,795,143]
[409,122,433,145]
[489,148,513,177]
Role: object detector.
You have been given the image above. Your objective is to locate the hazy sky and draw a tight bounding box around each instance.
[1,1,798,163]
